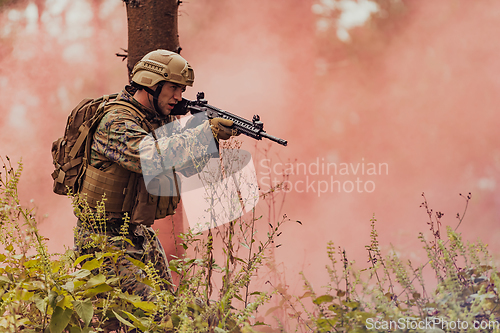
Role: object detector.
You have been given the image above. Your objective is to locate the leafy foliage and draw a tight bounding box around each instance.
[3,154,499,333]
[0,156,286,332]
[273,194,500,333]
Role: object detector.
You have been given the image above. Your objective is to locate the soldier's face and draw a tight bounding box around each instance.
[157,82,186,116]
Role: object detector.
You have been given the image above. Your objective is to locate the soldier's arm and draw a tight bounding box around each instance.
[92,110,215,176]
[139,121,216,177]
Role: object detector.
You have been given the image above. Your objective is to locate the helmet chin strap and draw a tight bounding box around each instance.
[141,82,165,114]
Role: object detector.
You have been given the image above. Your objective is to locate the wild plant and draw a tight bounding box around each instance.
[0,149,289,332]
[279,193,500,333]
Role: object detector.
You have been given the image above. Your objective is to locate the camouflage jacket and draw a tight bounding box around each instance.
[90,86,215,177]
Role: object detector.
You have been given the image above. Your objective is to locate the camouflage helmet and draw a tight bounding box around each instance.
[131,49,194,87]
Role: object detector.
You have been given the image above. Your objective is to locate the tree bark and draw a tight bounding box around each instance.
[125,0,181,79]
[124,0,185,262]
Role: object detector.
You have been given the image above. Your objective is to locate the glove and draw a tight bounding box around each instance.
[209,118,238,140]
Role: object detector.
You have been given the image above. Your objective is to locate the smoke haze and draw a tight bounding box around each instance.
[1,0,500,326]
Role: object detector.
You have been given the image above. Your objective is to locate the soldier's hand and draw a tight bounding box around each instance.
[209,118,239,140]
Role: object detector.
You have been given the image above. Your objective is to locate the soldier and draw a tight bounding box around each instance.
[74,49,235,330]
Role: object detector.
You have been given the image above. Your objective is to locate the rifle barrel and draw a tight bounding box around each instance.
[260,132,287,146]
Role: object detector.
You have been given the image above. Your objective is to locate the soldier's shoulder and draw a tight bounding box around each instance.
[102,104,142,123]
[94,106,144,134]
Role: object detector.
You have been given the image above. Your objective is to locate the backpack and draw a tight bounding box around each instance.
[51,94,117,195]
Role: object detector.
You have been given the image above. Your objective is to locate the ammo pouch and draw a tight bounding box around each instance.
[80,164,131,212]
[80,164,181,226]
[130,174,181,226]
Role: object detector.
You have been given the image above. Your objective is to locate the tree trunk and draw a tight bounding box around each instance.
[125,0,181,79]
[124,0,185,263]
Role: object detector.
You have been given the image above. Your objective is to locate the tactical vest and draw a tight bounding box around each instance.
[79,101,180,226]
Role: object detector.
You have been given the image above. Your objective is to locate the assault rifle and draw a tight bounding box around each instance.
[171,92,287,146]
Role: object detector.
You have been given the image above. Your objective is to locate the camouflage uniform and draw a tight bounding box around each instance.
[90,87,213,176]
[75,86,214,320]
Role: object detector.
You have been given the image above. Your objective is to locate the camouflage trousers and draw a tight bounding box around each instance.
[75,218,172,331]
